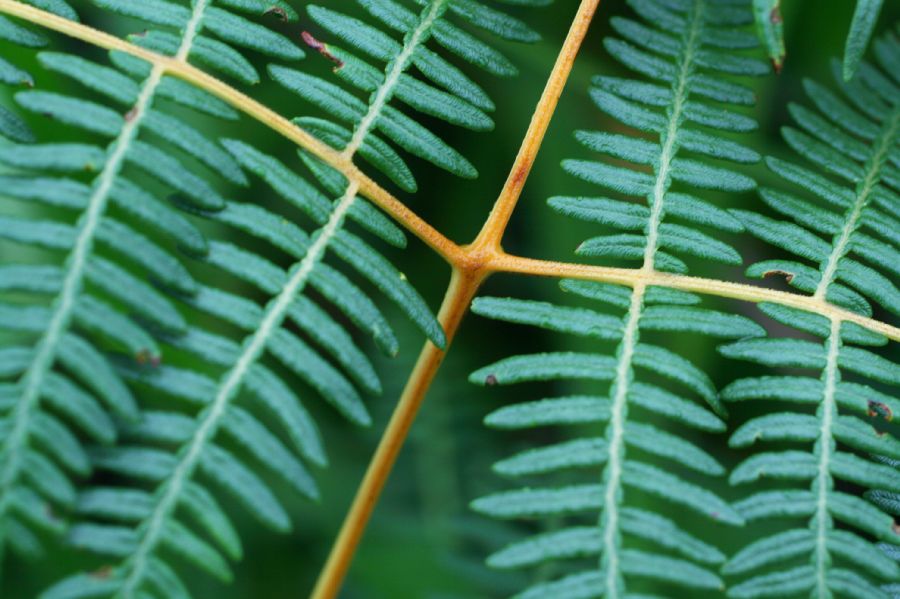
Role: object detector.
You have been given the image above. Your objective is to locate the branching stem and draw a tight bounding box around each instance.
[1,3,897,599]
[311,2,602,596]
[0,0,893,339]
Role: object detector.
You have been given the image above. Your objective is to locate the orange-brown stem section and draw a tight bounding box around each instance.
[309,2,603,597]
[308,267,485,599]
[490,254,900,341]
[473,0,601,252]
[3,0,892,340]
[4,4,897,599]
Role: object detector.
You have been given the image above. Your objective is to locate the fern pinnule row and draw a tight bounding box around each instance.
[4,0,554,597]
[274,0,551,191]
[0,0,310,592]
[721,27,900,599]
[0,0,235,562]
[471,0,771,596]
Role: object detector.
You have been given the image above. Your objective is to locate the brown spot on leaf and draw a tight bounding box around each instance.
[892,521,900,536]
[769,5,785,73]
[763,269,794,284]
[265,7,289,21]
[867,401,893,422]
[485,374,498,386]
[301,31,344,68]
[44,504,59,521]
[125,107,138,123]
[136,350,161,367]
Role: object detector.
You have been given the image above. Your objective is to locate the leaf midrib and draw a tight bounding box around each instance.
[0,0,211,538]
[600,1,704,595]
[117,2,450,592]
[810,105,899,596]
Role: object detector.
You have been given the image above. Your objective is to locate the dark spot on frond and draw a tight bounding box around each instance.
[485,374,498,386]
[265,7,289,21]
[769,6,783,24]
[301,31,344,69]
[892,521,900,536]
[763,269,794,284]
[769,5,785,73]
[44,504,60,521]
[867,400,892,422]
[125,107,138,122]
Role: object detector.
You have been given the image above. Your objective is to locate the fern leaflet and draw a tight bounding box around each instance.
[0,0,282,560]
[722,28,900,599]
[470,0,769,596]
[30,0,549,597]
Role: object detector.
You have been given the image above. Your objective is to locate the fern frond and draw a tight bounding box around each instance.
[269,0,548,190]
[0,0,77,142]
[866,457,900,598]
[722,29,900,598]
[31,1,549,596]
[0,0,304,569]
[470,0,767,596]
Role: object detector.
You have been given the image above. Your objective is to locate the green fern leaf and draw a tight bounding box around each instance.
[844,0,885,81]
[0,0,306,571]
[722,28,900,598]
[5,0,551,596]
[469,0,769,596]
[751,0,784,72]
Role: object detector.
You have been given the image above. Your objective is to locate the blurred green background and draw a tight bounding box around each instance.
[1,0,898,597]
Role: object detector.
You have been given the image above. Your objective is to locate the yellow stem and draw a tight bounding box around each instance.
[472,0,601,251]
[309,267,484,599]
[489,254,900,341]
[4,4,898,598]
[1,0,895,342]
